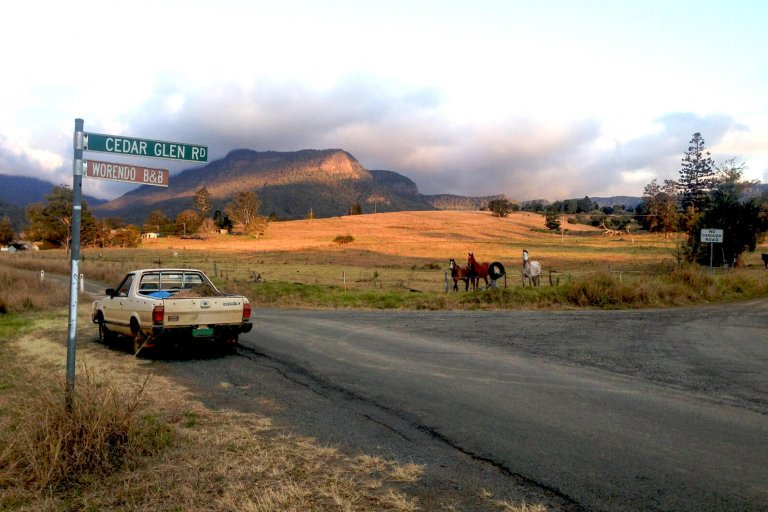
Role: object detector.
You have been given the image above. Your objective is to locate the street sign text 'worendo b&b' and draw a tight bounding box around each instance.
[84,159,169,187]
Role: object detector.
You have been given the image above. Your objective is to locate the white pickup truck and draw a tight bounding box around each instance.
[92,268,252,354]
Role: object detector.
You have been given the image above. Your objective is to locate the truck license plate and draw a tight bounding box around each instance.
[192,327,214,337]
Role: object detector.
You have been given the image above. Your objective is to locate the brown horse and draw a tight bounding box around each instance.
[449,258,472,291]
[467,252,490,290]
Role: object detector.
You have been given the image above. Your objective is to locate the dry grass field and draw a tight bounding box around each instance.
[101,210,687,291]
[141,210,640,265]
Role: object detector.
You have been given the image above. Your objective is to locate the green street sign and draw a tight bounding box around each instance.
[84,132,208,162]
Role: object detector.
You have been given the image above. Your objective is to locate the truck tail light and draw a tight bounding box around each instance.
[242,302,251,321]
[152,305,164,324]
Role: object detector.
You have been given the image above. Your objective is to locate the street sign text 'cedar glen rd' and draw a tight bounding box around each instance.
[84,132,208,163]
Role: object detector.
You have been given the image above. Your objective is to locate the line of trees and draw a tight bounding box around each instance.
[12,184,268,250]
[142,187,267,238]
[22,185,141,249]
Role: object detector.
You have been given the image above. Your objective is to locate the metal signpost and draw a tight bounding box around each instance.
[701,228,724,270]
[66,119,207,404]
[67,120,84,407]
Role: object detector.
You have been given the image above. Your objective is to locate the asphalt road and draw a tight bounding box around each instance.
[234,302,768,512]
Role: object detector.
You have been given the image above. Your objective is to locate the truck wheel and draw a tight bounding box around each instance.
[96,314,117,344]
[99,321,117,344]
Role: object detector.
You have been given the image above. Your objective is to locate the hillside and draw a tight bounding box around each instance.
[94,149,437,223]
[0,174,107,231]
[140,209,603,265]
[0,174,106,209]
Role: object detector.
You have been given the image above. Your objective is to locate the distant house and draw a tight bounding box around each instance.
[2,242,32,251]
[142,232,160,239]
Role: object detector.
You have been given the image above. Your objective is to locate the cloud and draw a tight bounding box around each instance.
[0,77,756,204]
[571,113,745,198]
[0,133,66,183]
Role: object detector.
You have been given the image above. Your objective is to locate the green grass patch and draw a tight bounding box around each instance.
[244,266,767,310]
[0,315,35,392]
[245,282,412,309]
[0,314,34,340]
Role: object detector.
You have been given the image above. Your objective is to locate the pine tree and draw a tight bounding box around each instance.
[677,133,716,213]
[193,187,212,218]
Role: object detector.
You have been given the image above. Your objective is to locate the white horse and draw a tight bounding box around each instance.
[522,260,542,287]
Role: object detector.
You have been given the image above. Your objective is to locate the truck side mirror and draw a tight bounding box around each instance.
[106,288,116,298]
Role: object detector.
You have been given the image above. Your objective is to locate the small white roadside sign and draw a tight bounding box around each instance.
[701,228,724,243]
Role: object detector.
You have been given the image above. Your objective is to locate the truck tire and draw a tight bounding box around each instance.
[96,313,117,344]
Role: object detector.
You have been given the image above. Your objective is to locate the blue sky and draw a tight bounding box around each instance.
[1,0,766,201]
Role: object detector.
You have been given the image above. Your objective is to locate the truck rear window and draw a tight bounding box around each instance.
[138,272,207,296]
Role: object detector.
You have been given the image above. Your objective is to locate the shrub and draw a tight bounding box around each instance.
[565,272,633,307]
[333,235,354,245]
[665,266,715,295]
[0,369,171,494]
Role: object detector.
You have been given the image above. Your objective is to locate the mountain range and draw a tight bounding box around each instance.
[0,174,107,231]
[0,174,106,209]
[89,148,513,224]
[0,148,657,226]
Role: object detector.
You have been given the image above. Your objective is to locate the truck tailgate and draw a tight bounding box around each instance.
[162,297,245,326]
